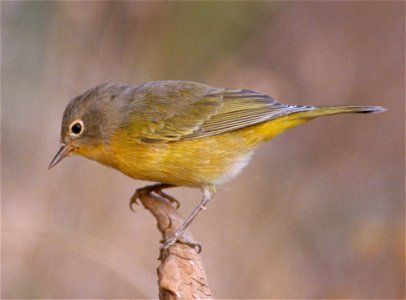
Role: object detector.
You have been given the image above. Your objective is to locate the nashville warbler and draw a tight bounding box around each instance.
[49,80,385,250]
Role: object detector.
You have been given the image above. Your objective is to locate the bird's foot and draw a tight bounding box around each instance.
[159,233,202,259]
[129,183,180,211]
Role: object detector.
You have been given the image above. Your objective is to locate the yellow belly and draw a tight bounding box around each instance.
[107,128,256,187]
[75,116,307,187]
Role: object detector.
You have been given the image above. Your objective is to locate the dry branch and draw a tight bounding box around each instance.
[138,192,213,300]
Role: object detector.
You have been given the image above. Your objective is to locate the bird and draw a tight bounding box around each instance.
[49,80,385,251]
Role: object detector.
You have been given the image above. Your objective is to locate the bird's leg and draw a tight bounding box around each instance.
[129,183,179,211]
[160,185,216,252]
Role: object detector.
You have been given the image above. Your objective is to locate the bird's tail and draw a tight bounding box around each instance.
[293,105,386,118]
[256,105,385,141]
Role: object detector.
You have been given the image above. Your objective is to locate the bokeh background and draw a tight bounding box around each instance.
[2,1,404,299]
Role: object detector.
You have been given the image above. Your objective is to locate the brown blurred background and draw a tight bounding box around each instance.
[2,1,404,299]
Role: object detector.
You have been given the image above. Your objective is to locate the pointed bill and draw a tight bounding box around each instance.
[48,144,72,169]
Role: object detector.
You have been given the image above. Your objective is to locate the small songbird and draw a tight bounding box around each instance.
[49,80,384,250]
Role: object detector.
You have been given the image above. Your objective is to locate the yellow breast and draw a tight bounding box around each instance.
[74,116,308,187]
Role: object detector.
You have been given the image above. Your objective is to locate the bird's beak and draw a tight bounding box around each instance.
[48,143,73,169]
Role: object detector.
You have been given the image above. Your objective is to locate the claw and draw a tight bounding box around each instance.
[161,234,202,251]
[129,190,142,212]
[160,235,178,249]
[155,190,180,209]
[129,183,178,212]
[159,234,202,259]
[128,183,209,260]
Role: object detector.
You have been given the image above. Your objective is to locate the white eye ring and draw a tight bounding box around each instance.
[69,119,84,136]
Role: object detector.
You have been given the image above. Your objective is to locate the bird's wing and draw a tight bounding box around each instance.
[125,81,312,142]
[124,81,224,142]
[185,89,312,139]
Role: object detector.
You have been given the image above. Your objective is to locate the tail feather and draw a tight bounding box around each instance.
[292,105,386,119]
[256,104,385,141]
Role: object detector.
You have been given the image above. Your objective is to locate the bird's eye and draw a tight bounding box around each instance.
[69,120,84,136]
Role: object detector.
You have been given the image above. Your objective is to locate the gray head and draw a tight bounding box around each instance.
[49,82,136,168]
[61,82,139,145]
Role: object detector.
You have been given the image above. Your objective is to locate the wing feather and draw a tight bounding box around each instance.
[124,82,313,142]
[124,81,224,142]
[183,89,313,139]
